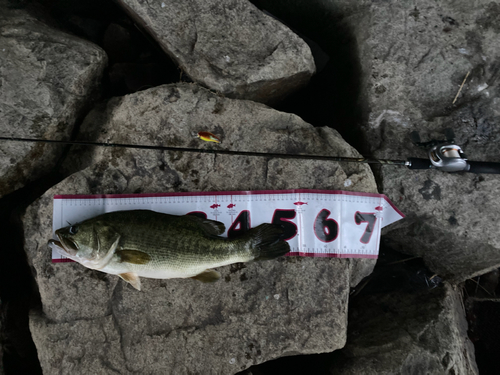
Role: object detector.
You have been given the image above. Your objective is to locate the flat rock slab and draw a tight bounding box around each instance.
[0,2,107,198]
[379,169,500,283]
[351,0,500,282]
[331,283,478,375]
[116,0,315,103]
[24,83,378,374]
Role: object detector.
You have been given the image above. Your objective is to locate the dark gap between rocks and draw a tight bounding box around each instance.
[0,173,64,375]
[465,275,500,374]
[466,300,500,373]
[250,0,369,155]
[236,352,332,375]
[31,0,183,97]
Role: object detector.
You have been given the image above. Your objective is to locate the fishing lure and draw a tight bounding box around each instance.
[197,131,221,143]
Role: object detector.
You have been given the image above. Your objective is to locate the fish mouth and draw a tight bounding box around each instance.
[48,239,63,248]
[48,238,82,264]
[48,238,69,258]
[53,230,79,255]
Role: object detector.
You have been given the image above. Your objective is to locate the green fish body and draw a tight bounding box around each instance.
[49,210,289,290]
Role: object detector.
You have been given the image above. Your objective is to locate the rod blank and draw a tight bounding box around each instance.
[0,136,409,166]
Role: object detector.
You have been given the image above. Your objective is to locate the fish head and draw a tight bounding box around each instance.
[52,220,121,269]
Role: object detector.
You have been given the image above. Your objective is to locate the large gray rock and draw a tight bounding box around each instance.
[0,2,107,198]
[24,83,378,374]
[355,0,500,282]
[116,0,315,103]
[331,283,478,375]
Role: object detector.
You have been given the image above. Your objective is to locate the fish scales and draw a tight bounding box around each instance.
[104,212,252,263]
[49,210,290,290]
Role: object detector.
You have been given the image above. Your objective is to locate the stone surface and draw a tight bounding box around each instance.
[0,0,106,197]
[0,1,107,198]
[24,83,378,374]
[330,283,478,375]
[355,0,500,283]
[116,0,315,103]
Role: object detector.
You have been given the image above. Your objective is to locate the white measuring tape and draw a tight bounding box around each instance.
[51,189,404,262]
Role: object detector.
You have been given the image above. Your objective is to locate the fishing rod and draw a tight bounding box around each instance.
[1,133,500,174]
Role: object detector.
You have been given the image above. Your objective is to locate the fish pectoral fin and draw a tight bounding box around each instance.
[116,250,151,264]
[191,269,221,283]
[119,272,142,291]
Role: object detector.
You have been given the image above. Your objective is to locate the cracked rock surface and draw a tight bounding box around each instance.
[350,0,500,282]
[23,83,377,374]
[331,283,478,375]
[0,1,107,198]
[116,0,315,103]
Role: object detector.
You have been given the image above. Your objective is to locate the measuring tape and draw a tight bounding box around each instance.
[51,189,404,262]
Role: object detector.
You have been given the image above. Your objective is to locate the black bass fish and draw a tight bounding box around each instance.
[48,210,289,291]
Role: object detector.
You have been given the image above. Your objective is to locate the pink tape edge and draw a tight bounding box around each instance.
[286,252,378,259]
[52,258,74,263]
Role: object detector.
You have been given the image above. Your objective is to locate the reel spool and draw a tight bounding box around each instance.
[428,144,468,172]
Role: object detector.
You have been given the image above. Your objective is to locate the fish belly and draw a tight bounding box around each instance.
[102,253,252,280]
[134,253,253,279]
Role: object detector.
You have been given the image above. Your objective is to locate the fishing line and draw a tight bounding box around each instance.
[0,136,409,166]
[2,136,500,173]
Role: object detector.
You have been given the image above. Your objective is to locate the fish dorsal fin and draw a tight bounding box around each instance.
[116,250,151,264]
[119,272,142,290]
[191,269,221,283]
[184,215,226,236]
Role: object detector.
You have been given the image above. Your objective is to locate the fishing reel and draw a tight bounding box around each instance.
[427,144,468,172]
[407,129,500,173]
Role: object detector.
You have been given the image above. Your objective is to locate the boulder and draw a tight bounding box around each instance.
[24,83,378,374]
[355,0,500,282]
[0,1,107,198]
[330,283,478,375]
[115,0,315,103]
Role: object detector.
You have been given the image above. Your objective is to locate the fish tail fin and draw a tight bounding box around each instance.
[247,224,290,261]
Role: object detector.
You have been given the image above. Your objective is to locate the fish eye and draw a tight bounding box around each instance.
[69,225,79,235]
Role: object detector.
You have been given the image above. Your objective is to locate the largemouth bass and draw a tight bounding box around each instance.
[48,210,290,290]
